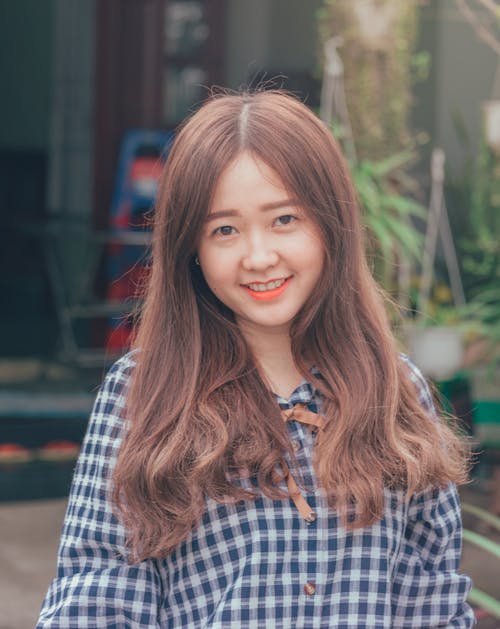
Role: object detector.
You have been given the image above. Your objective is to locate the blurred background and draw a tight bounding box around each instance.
[0,0,499,627]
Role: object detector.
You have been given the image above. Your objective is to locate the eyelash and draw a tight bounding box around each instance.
[274,214,297,227]
[213,225,236,237]
[212,214,297,236]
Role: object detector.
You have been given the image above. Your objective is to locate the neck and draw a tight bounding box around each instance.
[238,322,304,398]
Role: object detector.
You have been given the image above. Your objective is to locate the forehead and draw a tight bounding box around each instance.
[210,152,290,210]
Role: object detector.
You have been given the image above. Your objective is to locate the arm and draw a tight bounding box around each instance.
[36,353,166,628]
[391,357,475,627]
[391,482,475,628]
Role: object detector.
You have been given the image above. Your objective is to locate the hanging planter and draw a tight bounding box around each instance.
[405,324,464,381]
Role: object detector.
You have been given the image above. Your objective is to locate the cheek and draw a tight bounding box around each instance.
[299,231,325,274]
[199,251,237,290]
[314,240,326,267]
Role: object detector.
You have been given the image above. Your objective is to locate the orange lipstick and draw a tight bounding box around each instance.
[242,277,292,301]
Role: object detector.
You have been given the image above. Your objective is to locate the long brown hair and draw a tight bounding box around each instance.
[113,90,468,561]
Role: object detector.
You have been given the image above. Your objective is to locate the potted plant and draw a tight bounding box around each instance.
[401,277,474,381]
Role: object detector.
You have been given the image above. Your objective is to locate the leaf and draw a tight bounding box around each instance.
[380,215,423,259]
[380,195,427,219]
[366,150,416,177]
[463,528,500,560]
[467,588,500,620]
[353,174,380,215]
[365,218,394,259]
[462,503,500,533]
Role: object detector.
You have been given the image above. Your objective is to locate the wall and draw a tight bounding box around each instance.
[47,0,96,216]
[434,0,498,174]
[225,0,322,89]
[268,0,322,73]
[0,0,52,151]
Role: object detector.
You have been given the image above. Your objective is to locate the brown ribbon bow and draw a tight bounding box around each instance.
[280,404,326,523]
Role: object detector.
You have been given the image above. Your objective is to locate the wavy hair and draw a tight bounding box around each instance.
[112,90,469,562]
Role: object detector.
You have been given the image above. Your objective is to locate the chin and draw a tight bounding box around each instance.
[250,314,296,330]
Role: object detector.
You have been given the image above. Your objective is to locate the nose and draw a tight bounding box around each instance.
[241,233,279,271]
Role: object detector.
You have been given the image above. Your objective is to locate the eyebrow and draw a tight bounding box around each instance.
[205,198,301,223]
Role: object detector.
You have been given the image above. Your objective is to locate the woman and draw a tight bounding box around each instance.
[37,90,474,628]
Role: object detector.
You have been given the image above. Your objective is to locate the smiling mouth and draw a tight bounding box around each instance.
[245,278,287,292]
[241,276,292,300]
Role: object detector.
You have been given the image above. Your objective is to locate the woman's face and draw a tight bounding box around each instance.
[197,152,325,340]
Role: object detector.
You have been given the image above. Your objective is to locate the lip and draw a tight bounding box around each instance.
[241,276,292,301]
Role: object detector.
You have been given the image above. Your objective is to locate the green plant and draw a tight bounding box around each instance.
[350,150,427,287]
[317,1,431,294]
[458,133,500,370]
[460,286,500,372]
[317,0,423,161]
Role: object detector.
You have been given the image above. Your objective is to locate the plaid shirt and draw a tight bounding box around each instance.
[37,352,474,628]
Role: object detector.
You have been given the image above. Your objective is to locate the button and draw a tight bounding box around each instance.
[304,581,316,596]
[292,439,301,452]
[304,511,317,524]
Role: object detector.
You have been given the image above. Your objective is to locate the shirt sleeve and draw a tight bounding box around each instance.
[36,353,167,629]
[391,357,475,628]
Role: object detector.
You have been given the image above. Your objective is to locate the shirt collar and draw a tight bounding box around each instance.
[273,365,323,410]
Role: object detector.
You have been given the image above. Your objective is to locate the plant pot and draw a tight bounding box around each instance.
[405,324,464,381]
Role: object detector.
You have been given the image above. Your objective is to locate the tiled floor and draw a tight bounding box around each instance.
[0,487,499,629]
[0,498,66,629]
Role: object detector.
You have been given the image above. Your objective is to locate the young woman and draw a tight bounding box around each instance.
[37,91,474,628]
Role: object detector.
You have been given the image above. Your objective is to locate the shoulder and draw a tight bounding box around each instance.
[85,350,139,444]
[98,350,139,404]
[399,352,436,418]
[104,349,139,387]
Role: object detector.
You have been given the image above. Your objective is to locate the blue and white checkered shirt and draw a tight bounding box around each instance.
[37,352,474,628]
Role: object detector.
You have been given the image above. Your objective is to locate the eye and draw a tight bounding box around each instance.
[274,214,297,227]
[213,225,236,236]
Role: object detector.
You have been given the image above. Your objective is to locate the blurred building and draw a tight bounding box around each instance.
[0,0,497,365]
[0,0,322,364]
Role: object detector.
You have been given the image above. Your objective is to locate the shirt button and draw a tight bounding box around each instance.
[292,439,301,452]
[304,581,316,596]
[304,511,317,524]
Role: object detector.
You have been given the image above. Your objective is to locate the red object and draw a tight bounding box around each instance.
[129,157,163,183]
[0,443,33,463]
[38,440,80,461]
[473,608,490,620]
[106,324,133,351]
